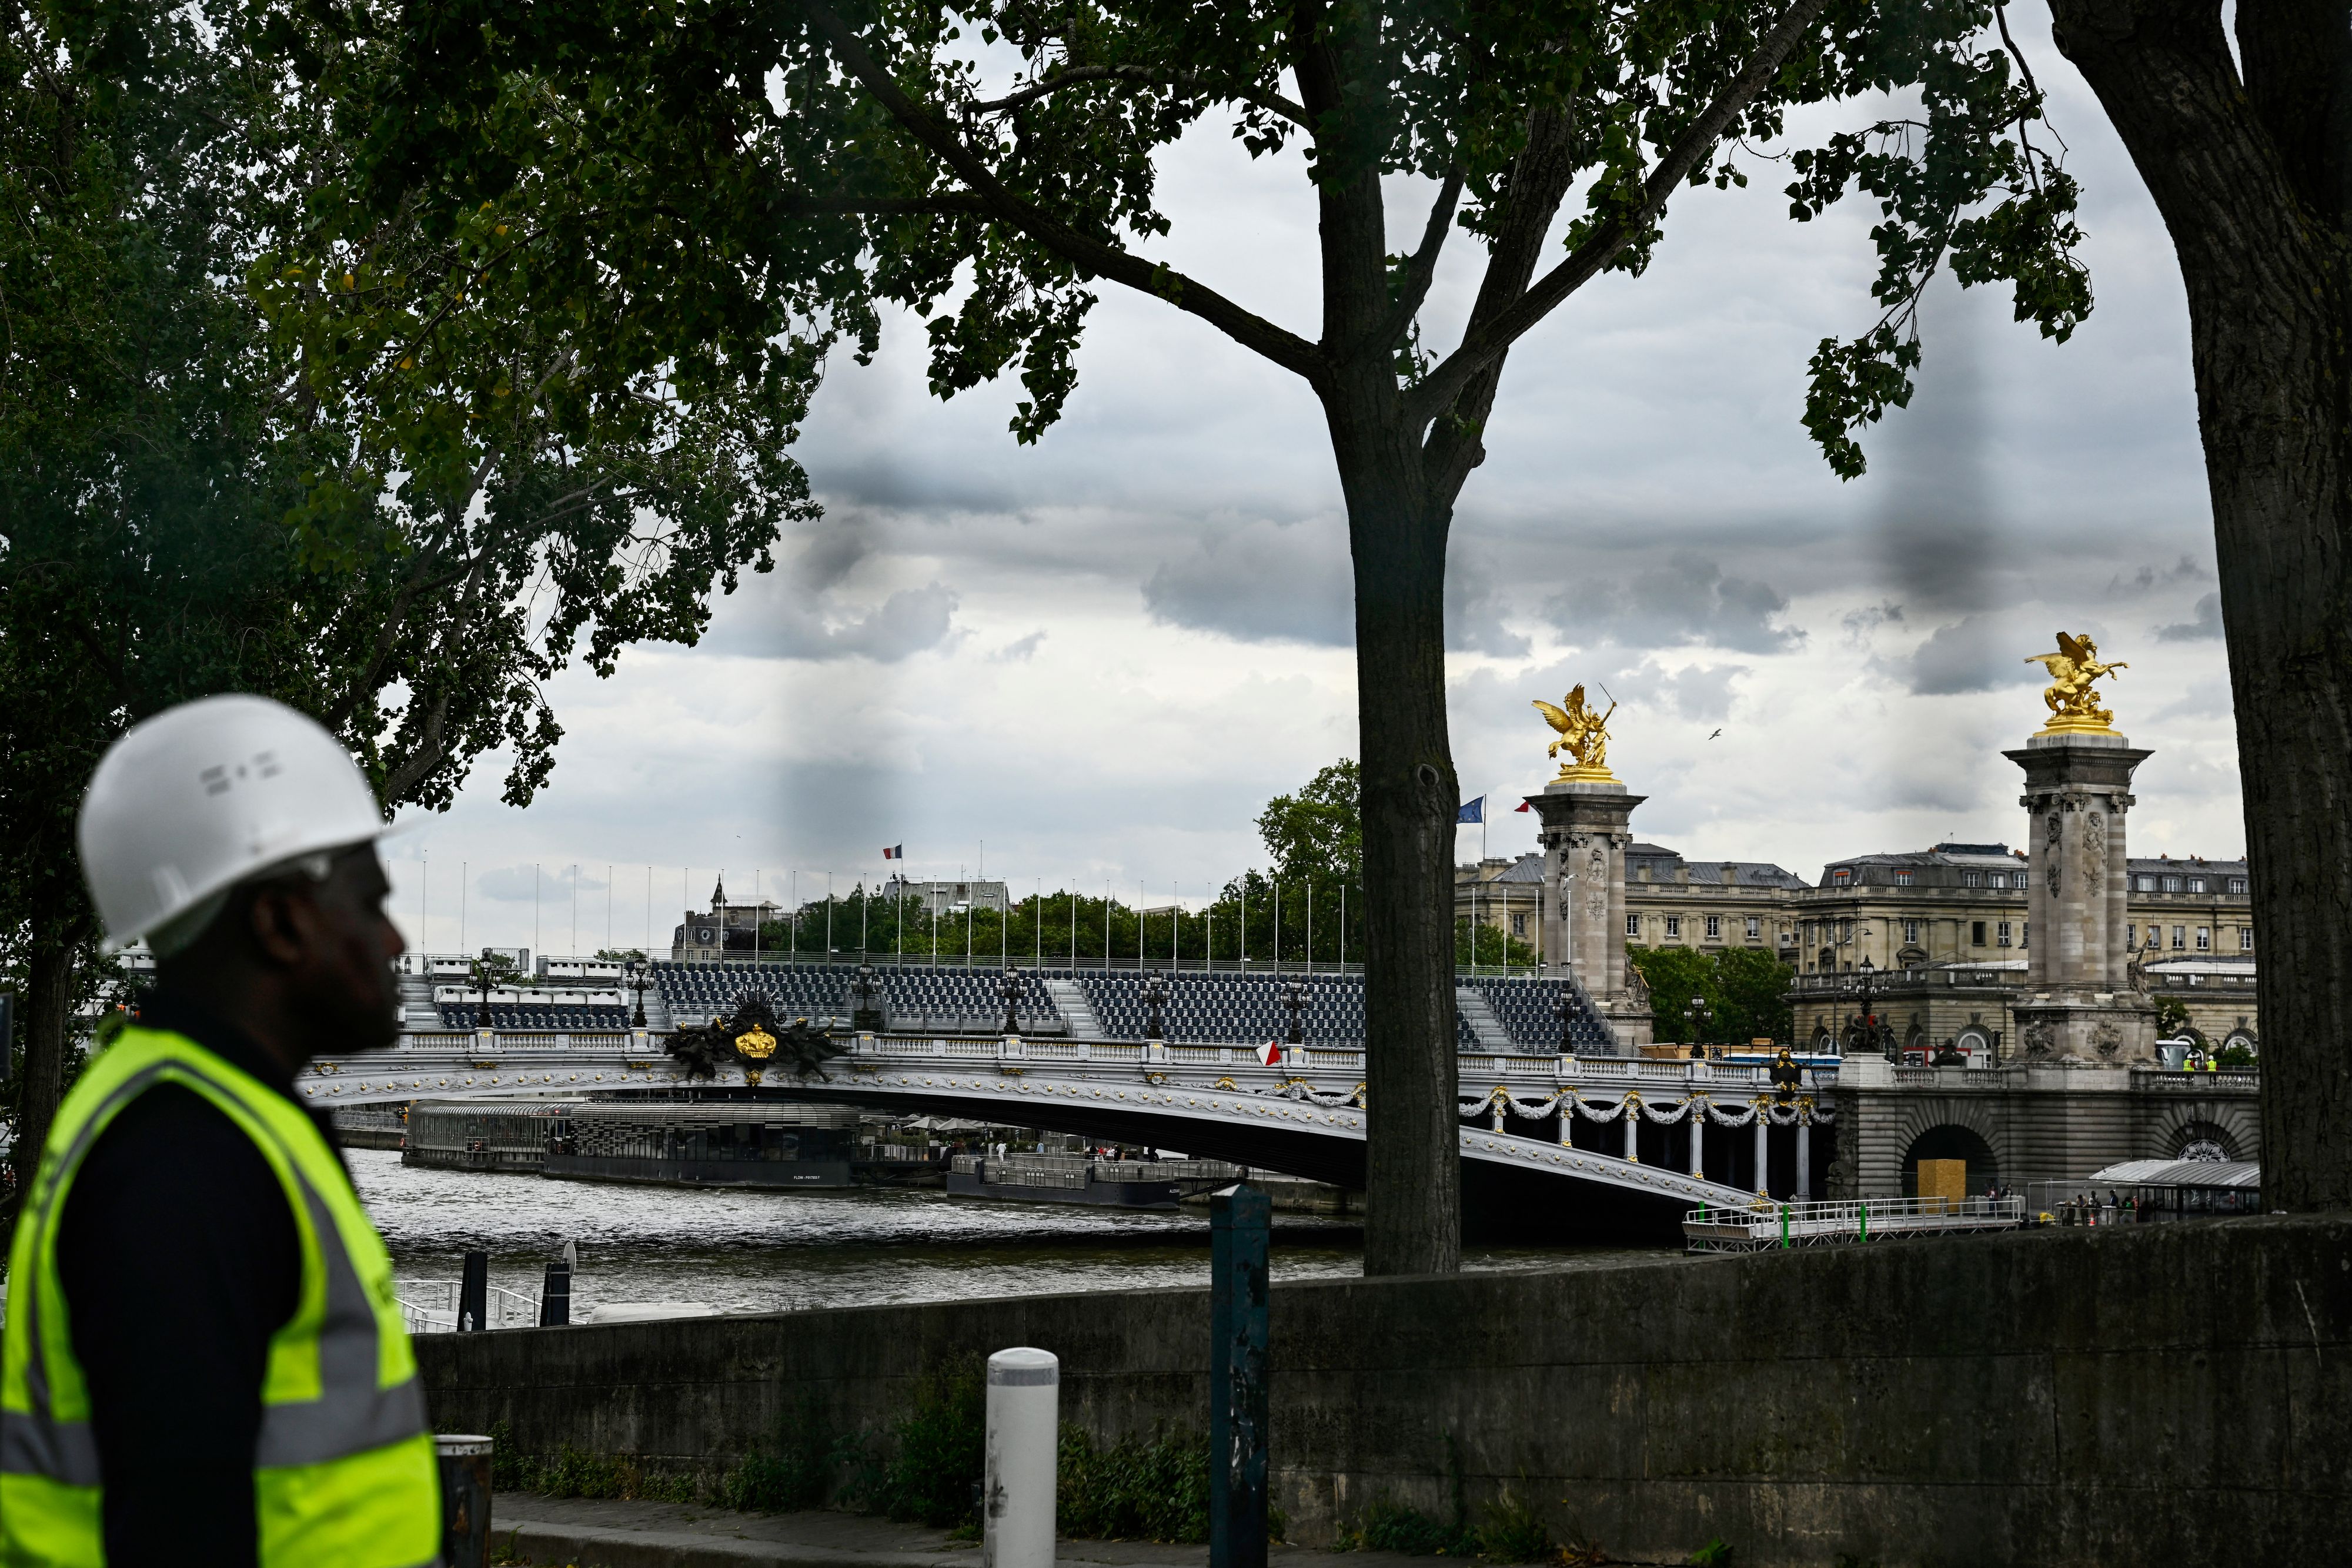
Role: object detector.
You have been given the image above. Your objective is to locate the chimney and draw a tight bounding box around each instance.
[1721,862,1739,886]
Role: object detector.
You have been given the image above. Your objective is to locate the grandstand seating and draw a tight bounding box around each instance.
[634,962,1618,1052]
[1465,975,1617,1054]
[437,1003,632,1030]
[650,962,1062,1032]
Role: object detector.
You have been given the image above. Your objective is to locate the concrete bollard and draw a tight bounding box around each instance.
[983,1347,1058,1568]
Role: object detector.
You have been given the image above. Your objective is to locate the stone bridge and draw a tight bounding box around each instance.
[303,1030,1836,1239]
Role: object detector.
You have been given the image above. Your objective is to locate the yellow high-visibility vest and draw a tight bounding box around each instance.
[1,1026,440,1566]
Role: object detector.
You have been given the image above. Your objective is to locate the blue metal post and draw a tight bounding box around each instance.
[1210,1183,1270,1568]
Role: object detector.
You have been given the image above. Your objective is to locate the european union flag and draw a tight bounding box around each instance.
[1456,796,1485,824]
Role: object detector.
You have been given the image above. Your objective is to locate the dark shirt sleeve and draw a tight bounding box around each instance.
[55,1083,300,1568]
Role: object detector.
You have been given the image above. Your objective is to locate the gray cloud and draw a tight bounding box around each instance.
[1544,550,1800,654]
[2154,591,2224,643]
[2107,556,2204,597]
[1906,615,2042,695]
[1842,601,1906,645]
[1445,544,1532,657]
[1141,521,1352,646]
[477,863,607,903]
[990,630,1048,662]
[1659,664,1748,722]
[2152,677,2235,723]
[1862,281,2007,616]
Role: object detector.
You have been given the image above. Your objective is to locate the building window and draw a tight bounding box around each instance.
[2172,925,2187,950]
[1903,919,1920,944]
[1894,870,1915,885]
[2136,875,2154,891]
[1625,913,1640,938]
[2013,872,2030,889]
[2195,926,2210,951]
[1962,871,1983,887]
[1997,921,2013,948]
[1666,915,1682,938]
[2239,925,2253,951]
[1511,912,1526,937]
[2162,875,2183,892]
[1971,921,1987,947]
[2189,878,2206,894]
[1832,868,1852,885]
[2127,923,2137,949]
[1746,915,1761,940]
[1705,915,1722,939]
[2022,921,2029,947]
[2228,877,2247,894]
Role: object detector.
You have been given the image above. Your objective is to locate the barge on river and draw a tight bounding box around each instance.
[946,1151,1245,1209]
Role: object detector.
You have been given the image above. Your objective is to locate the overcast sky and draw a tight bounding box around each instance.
[386,7,2240,959]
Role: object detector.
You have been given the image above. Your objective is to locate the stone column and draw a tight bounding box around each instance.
[1795,1115,1812,1199]
[1524,780,1653,1048]
[2003,731,2159,1064]
[1751,1111,1769,1195]
[1688,1103,1705,1176]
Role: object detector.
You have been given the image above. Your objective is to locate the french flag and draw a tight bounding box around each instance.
[882,844,903,860]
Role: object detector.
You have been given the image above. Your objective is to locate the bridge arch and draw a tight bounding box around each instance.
[2151,1104,2257,1164]
[1894,1100,2006,1196]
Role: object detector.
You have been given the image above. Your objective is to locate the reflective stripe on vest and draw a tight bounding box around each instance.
[1,1028,439,1567]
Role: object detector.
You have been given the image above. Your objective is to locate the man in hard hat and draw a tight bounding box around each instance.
[2,695,440,1566]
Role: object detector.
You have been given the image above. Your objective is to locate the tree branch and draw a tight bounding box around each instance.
[1402,0,1833,433]
[1358,166,1465,364]
[972,63,1309,126]
[798,0,1326,381]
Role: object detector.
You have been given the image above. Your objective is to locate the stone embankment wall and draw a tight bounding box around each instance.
[417,1215,2352,1566]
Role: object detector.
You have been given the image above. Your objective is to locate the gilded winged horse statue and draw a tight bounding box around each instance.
[2024,631,2129,733]
[1533,684,1618,780]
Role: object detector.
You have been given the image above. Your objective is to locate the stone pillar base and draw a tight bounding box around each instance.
[2013,994,2160,1066]
[1600,1005,1654,1051]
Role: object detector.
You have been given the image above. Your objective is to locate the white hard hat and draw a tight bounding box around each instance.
[78,694,388,952]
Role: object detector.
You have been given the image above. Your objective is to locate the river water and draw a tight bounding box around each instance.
[351,1151,1662,1319]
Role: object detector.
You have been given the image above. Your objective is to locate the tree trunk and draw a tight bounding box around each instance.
[9,920,81,1204]
[1330,377,1464,1275]
[2050,0,2352,1206]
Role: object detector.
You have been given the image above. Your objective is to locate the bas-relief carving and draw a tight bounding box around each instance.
[2022,1018,2057,1061]
[2094,1019,2123,1060]
[2083,811,2107,879]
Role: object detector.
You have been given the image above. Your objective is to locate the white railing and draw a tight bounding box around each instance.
[396,1280,542,1335]
[1683,1195,2024,1252]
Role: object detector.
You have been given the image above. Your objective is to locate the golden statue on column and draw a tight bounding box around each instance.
[1534,684,1618,782]
[2025,632,2129,735]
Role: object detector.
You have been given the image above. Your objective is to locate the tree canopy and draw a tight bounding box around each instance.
[0,0,820,1198]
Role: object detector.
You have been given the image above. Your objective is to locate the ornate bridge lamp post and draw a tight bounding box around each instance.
[998,969,1026,1037]
[1686,995,1710,1061]
[1555,986,1577,1055]
[1141,970,1168,1041]
[851,965,885,1032]
[1279,980,1307,1047]
[472,957,497,1037]
[625,959,652,1028]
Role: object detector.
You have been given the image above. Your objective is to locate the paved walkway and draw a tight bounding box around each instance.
[492,1495,1414,1568]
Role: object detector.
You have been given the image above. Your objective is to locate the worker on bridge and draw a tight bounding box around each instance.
[2,695,439,1566]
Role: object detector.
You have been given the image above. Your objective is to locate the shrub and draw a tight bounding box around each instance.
[1058,1427,1211,1542]
[873,1354,987,1527]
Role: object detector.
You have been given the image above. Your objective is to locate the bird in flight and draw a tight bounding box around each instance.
[1708,728,1723,740]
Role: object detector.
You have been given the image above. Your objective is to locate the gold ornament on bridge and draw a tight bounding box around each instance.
[734,1023,777,1086]
[1533,684,1618,781]
[2024,632,2129,735]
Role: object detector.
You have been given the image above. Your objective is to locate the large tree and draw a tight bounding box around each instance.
[348,0,2086,1271]
[2045,0,2352,1211]
[0,0,817,1202]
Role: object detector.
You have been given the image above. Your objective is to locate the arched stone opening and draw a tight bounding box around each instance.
[1900,1123,1999,1198]
[2172,1119,2239,1162]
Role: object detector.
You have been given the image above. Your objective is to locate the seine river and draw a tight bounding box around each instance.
[350,1150,1658,1318]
